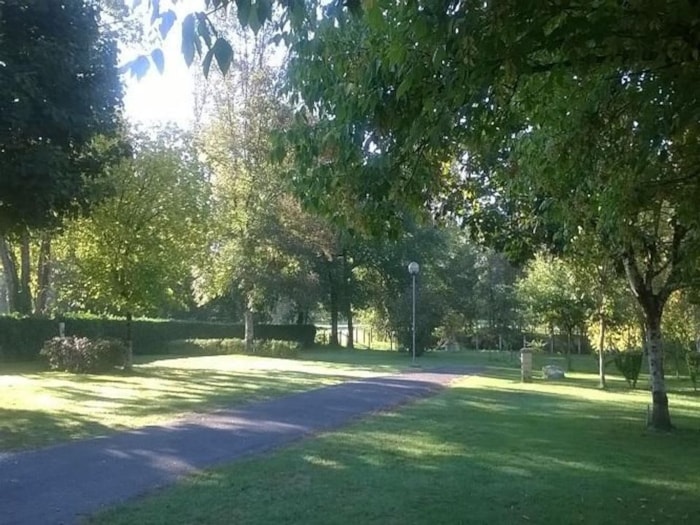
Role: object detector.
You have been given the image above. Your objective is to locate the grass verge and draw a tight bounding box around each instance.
[0,352,406,452]
[90,365,700,525]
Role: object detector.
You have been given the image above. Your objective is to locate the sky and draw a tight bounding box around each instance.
[121,1,202,128]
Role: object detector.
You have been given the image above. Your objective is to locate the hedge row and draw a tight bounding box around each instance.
[0,316,316,361]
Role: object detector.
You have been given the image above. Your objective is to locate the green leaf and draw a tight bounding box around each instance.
[196,13,212,48]
[150,49,165,74]
[158,10,177,39]
[236,0,251,29]
[132,55,150,80]
[213,39,234,75]
[181,14,196,67]
[248,3,261,33]
[256,0,272,26]
[202,48,215,78]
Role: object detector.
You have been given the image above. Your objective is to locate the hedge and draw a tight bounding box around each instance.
[0,316,315,362]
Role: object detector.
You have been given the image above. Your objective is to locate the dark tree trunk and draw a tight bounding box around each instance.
[598,315,606,389]
[35,234,51,315]
[124,311,134,371]
[0,236,19,312]
[329,284,339,346]
[346,302,354,349]
[244,301,254,353]
[17,230,32,314]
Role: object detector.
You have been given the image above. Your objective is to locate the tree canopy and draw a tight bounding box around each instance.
[0,0,124,233]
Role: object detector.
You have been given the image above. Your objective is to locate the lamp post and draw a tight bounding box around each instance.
[408,261,420,363]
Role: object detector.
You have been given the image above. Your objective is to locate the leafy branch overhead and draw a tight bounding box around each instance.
[122,0,305,78]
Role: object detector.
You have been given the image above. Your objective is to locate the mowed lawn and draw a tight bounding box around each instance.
[90,358,700,525]
[0,349,408,451]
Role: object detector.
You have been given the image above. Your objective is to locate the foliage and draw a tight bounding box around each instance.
[165,338,299,358]
[194,21,326,328]
[0,0,124,233]
[54,127,210,318]
[254,339,300,359]
[516,255,594,347]
[686,353,700,392]
[40,336,126,374]
[613,351,644,389]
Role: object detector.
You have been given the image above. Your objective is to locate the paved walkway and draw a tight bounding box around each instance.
[0,367,479,525]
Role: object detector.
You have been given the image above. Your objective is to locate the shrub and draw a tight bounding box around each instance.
[612,350,644,388]
[165,338,297,358]
[686,351,700,392]
[40,336,127,374]
[255,339,300,358]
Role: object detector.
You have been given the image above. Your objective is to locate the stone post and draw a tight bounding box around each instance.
[520,347,533,383]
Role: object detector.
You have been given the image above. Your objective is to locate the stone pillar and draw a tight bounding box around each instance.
[520,347,533,383]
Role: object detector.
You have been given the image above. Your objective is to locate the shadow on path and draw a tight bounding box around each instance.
[0,367,481,525]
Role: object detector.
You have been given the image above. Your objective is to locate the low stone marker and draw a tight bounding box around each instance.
[520,348,533,382]
[542,365,566,380]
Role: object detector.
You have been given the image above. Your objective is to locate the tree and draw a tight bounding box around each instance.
[142,1,700,429]
[278,2,700,430]
[194,20,326,351]
[0,0,124,316]
[0,0,123,233]
[55,128,210,368]
[516,255,594,366]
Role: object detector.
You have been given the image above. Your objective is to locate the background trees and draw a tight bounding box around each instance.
[54,128,209,366]
[0,0,124,316]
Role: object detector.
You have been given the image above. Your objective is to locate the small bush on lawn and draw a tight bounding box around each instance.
[612,350,644,388]
[255,339,300,358]
[166,339,247,356]
[686,351,700,392]
[40,336,127,374]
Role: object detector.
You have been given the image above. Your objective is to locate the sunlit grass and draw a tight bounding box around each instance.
[91,364,700,525]
[0,353,403,452]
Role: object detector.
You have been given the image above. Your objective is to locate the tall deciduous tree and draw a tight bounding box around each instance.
[279,2,700,430]
[55,128,209,368]
[0,0,124,314]
[0,0,123,232]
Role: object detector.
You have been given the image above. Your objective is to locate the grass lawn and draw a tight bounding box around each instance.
[90,358,700,525]
[0,349,411,452]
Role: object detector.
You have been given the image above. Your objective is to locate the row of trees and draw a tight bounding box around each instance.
[5,1,700,431]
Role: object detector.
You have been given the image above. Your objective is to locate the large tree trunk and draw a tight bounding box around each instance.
[35,234,51,315]
[244,307,254,353]
[17,230,32,314]
[623,253,673,431]
[346,302,354,349]
[0,236,19,312]
[645,306,672,430]
[598,315,606,389]
[124,311,134,371]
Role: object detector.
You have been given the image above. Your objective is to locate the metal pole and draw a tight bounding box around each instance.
[412,273,416,363]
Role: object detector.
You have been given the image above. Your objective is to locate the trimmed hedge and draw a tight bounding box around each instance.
[0,316,315,362]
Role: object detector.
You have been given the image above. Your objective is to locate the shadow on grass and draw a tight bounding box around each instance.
[0,408,113,451]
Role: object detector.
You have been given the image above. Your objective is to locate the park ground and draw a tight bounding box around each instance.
[3,348,700,524]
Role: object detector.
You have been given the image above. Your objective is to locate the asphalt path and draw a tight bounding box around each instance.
[0,367,479,525]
